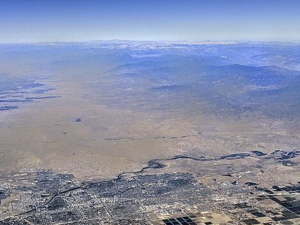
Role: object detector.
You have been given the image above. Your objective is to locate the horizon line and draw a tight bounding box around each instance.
[0,39,300,45]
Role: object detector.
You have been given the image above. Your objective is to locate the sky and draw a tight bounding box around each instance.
[0,0,300,43]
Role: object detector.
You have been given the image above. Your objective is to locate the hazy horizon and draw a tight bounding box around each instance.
[1,39,300,45]
[1,0,300,43]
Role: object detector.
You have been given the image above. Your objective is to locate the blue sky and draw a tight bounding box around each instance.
[0,0,299,43]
